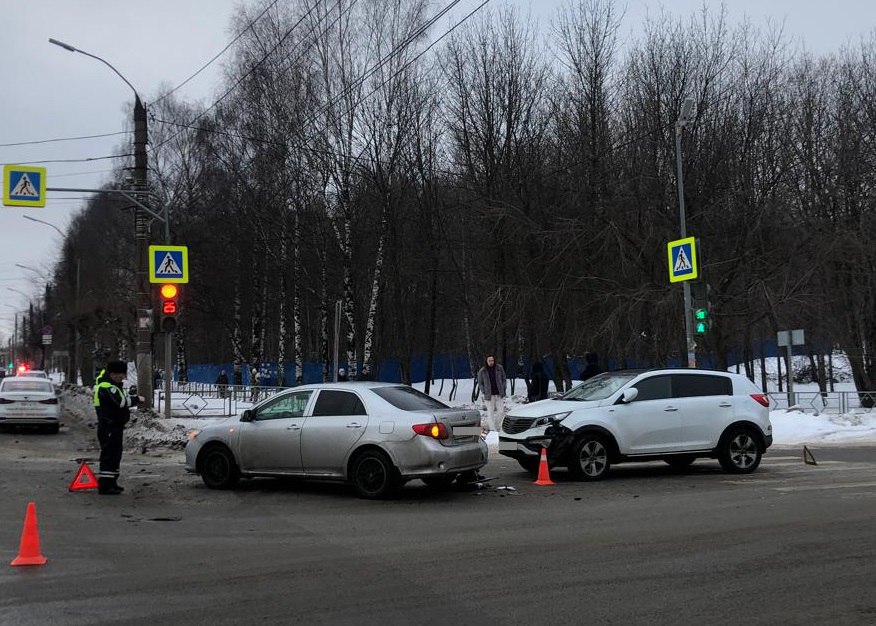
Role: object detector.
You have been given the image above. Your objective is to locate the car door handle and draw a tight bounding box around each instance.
[346,422,362,429]
[287,424,301,431]
[719,403,732,408]
[663,407,679,412]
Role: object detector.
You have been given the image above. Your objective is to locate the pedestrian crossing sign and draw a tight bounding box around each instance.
[3,164,47,207]
[667,237,698,283]
[149,245,188,283]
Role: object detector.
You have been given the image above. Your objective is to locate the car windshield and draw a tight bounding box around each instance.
[371,385,449,411]
[2,380,54,393]
[559,371,639,401]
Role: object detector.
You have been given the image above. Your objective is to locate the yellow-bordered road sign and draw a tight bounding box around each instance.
[3,165,47,207]
[667,237,698,283]
[149,245,189,283]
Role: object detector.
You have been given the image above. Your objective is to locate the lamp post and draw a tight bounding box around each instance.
[49,38,152,405]
[6,289,30,368]
[23,215,80,383]
[3,304,17,371]
[15,263,47,279]
[675,98,697,368]
[22,215,64,238]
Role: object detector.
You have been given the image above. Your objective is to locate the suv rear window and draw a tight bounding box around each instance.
[371,386,449,411]
[673,374,732,397]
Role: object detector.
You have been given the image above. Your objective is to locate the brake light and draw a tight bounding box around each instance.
[412,422,449,440]
[39,398,59,405]
[751,393,769,407]
[0,398,14,404]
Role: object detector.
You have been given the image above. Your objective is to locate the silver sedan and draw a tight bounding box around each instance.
[185,382,487,498]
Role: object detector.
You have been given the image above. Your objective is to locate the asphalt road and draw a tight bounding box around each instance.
[1,408,875,625]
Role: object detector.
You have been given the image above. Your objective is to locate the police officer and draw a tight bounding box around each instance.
[93,361,144,495]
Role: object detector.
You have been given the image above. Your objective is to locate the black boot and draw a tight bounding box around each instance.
[111,478,125,492]
[98,477,122,495]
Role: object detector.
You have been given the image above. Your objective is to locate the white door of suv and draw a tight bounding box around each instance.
[672,373,734,450]
[613,374,685,454]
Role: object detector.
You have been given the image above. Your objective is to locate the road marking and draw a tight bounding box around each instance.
[773,482,876,492]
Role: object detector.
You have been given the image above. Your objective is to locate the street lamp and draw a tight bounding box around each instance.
[15,263,47,279]
[49,37,153,406]
[22,214,80,383]
[22,215,64,238]
[675,97,697,368]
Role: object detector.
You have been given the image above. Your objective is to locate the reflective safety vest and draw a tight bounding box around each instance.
[93,371,128,407]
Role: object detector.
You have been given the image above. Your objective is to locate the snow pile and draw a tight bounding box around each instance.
[60,372,876,454]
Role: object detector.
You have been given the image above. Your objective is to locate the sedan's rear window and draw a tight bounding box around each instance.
[371,386,449,411]
[1,380,54,393]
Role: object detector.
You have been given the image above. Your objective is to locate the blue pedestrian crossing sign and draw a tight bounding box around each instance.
[667,237,698,283]
[149,245,189,283]
[3,165,47,207]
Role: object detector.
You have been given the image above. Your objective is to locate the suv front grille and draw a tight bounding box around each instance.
[502,416,535,434]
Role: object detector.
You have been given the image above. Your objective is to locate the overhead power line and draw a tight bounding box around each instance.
[150,0,283,107]
[299,0,465,130]
[18,154,134,165]
[0,131,127,148]
[152,0,336,152]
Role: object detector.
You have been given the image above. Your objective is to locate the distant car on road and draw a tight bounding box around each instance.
[16,369,49,379]
[0,377,61,433]
[499,369,772,480]
[185,382,488,498]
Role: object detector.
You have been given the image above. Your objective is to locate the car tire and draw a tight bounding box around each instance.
[718,427,762,474]
[422,475,457,490]
[517,458,540,475]
[352,450,400,499]
[664,455,696,470]
[200,445,241,489]
[568,434,611,481]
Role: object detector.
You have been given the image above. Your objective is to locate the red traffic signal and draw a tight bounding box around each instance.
[158,284,180,332]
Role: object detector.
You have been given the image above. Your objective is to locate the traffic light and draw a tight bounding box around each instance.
[158,283,179,332]
[694,308,710,335]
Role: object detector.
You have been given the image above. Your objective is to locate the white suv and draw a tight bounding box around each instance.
[498,369,772,480]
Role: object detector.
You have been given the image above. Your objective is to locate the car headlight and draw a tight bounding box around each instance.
[532,412,571,428]
[187,429,201,442]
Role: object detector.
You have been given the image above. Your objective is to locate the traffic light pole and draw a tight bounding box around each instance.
[675,124,696,368]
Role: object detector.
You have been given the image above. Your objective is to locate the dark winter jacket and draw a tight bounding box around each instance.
[579,353,603,382]
[477,363,506,400]
[93,370,140,428]
[527,362,550,401]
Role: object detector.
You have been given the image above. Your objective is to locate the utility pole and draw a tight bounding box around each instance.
[133,95,153,406]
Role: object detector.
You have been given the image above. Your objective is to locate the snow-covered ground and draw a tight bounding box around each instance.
[59,364,876,453]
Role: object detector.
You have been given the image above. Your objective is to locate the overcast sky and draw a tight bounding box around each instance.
[2,0,874,341]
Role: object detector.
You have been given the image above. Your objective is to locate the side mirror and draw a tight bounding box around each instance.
[240,409,253,422]
[619,387,639,404]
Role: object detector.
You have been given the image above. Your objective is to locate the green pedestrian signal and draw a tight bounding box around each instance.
[694,308,709,334]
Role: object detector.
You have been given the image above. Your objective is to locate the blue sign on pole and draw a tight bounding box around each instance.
[667,237,698,283]
[149,245,188,283]
[3,165,47,207]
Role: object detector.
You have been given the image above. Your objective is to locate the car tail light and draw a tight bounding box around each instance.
[39,398,59,405]
[0,398,14,404]
[412,422,449,440]
[750,393,769,407]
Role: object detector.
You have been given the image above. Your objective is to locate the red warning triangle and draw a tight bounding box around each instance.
[69,462,99,492]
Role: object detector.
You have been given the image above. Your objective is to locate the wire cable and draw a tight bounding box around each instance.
[149,0,283,107]
[0,131,128,148]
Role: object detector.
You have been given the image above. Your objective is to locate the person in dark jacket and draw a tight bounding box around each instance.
[579,352,603,382]
[215,369,229,398]
[93,361,144,495]
[526,361,550,402]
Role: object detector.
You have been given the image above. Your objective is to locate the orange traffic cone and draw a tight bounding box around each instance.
[10,502,47,567]
[534,447,555,486]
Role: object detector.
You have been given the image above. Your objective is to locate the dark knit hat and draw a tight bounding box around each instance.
[107,360,127,374]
